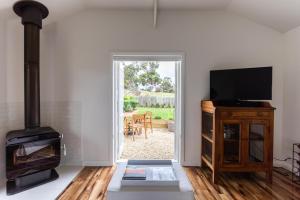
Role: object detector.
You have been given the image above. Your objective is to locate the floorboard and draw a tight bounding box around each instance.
[57,166,300,200]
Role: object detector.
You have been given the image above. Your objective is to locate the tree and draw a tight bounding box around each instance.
[161,77,175,93]
[139,62,162,91]
[124,62,140,92]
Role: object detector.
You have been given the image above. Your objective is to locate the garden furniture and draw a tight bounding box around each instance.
[132,114,148,139]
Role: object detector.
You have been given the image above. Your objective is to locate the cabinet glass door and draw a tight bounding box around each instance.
[249,123,266,163]
[222,122,241,164]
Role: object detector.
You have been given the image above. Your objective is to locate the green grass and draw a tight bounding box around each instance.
[136,107,174,120]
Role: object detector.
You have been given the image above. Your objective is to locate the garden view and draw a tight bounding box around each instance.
[120,61,176,160]
[123,61,175,123]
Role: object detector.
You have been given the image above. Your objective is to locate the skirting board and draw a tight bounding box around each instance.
[274,160,293,172]
[65,160,199,167]
[62,161,83,166]
[61,160,113,167]
[83,160,112,166]
[182,161,201,167]
[0,164,5,179]
[180,160,292,171]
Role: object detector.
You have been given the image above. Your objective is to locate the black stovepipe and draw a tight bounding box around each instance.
[13,0,49,129]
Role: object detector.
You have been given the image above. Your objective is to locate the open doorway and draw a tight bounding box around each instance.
[112,53,184,163]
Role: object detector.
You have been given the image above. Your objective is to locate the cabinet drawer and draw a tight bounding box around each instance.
[220,111,270,118]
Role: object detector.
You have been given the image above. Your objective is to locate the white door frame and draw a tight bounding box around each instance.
[112,52,185,164]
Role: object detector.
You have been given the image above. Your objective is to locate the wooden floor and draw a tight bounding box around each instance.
[57,166,300,200]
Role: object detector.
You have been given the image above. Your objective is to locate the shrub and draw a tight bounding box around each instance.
[124,96,138,112]
[154,116,162,120]
[124,103,132,112]
[131,101,138,109]
[155,103,160,108]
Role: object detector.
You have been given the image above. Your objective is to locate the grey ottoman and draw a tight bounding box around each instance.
[107,162,194,200]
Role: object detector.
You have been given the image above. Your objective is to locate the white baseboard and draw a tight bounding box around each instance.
[61,160,83,166]
[182,160,294,170]
[83,160,113,166]
[181,161,201,167]
[62,159,113,167]
[0,164,4,179]
[274,160,293,172]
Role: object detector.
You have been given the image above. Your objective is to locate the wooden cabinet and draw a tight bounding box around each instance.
[201,100,275,183]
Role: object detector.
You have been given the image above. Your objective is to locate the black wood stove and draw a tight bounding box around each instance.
[6,0,61,195]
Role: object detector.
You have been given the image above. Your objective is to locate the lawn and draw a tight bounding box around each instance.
[136,107,174,120]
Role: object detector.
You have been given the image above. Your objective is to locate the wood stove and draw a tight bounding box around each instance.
[6,0,61,195]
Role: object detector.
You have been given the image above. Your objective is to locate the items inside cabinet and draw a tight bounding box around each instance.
[202,111,213,139]
[202,138,212,164]
[223,124,240,164]
[249,123,265,162]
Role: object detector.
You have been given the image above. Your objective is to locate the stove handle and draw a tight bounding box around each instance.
[60,133,66,156]
[63,144,67,156]
[61,143,67,156]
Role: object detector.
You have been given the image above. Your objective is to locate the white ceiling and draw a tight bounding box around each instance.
[1,0,300,32]
[86,0,231,10]
[228,0,300,33]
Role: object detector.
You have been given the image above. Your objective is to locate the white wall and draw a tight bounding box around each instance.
[0,18,6,103]
[282,27,300,170]
[5,10,285,166]
[0,17,5,99]
[0,17,8,179]
[47,10,285,166]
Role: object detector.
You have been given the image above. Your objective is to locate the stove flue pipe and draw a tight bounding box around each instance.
[13,0,49,129]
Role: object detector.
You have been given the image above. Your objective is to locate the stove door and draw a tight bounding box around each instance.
[6,138,60,180]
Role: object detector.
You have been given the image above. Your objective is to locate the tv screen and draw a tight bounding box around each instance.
[210,67,272,100]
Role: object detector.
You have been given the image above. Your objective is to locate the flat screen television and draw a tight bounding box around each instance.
[210,67,272,101]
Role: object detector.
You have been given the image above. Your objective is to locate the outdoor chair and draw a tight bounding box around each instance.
[124,117,135,141]
[132,114,148,139]
[144,111,153,133]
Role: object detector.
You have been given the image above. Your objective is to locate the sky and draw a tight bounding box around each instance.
[157,61,176,83]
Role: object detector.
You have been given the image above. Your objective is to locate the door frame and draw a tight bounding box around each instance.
[111,52,185,164]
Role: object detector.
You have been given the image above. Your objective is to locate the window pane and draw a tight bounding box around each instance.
[249,124,264,162]
[223,124,240,164]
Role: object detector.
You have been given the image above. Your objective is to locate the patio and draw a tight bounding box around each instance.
[120,128,174,160]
